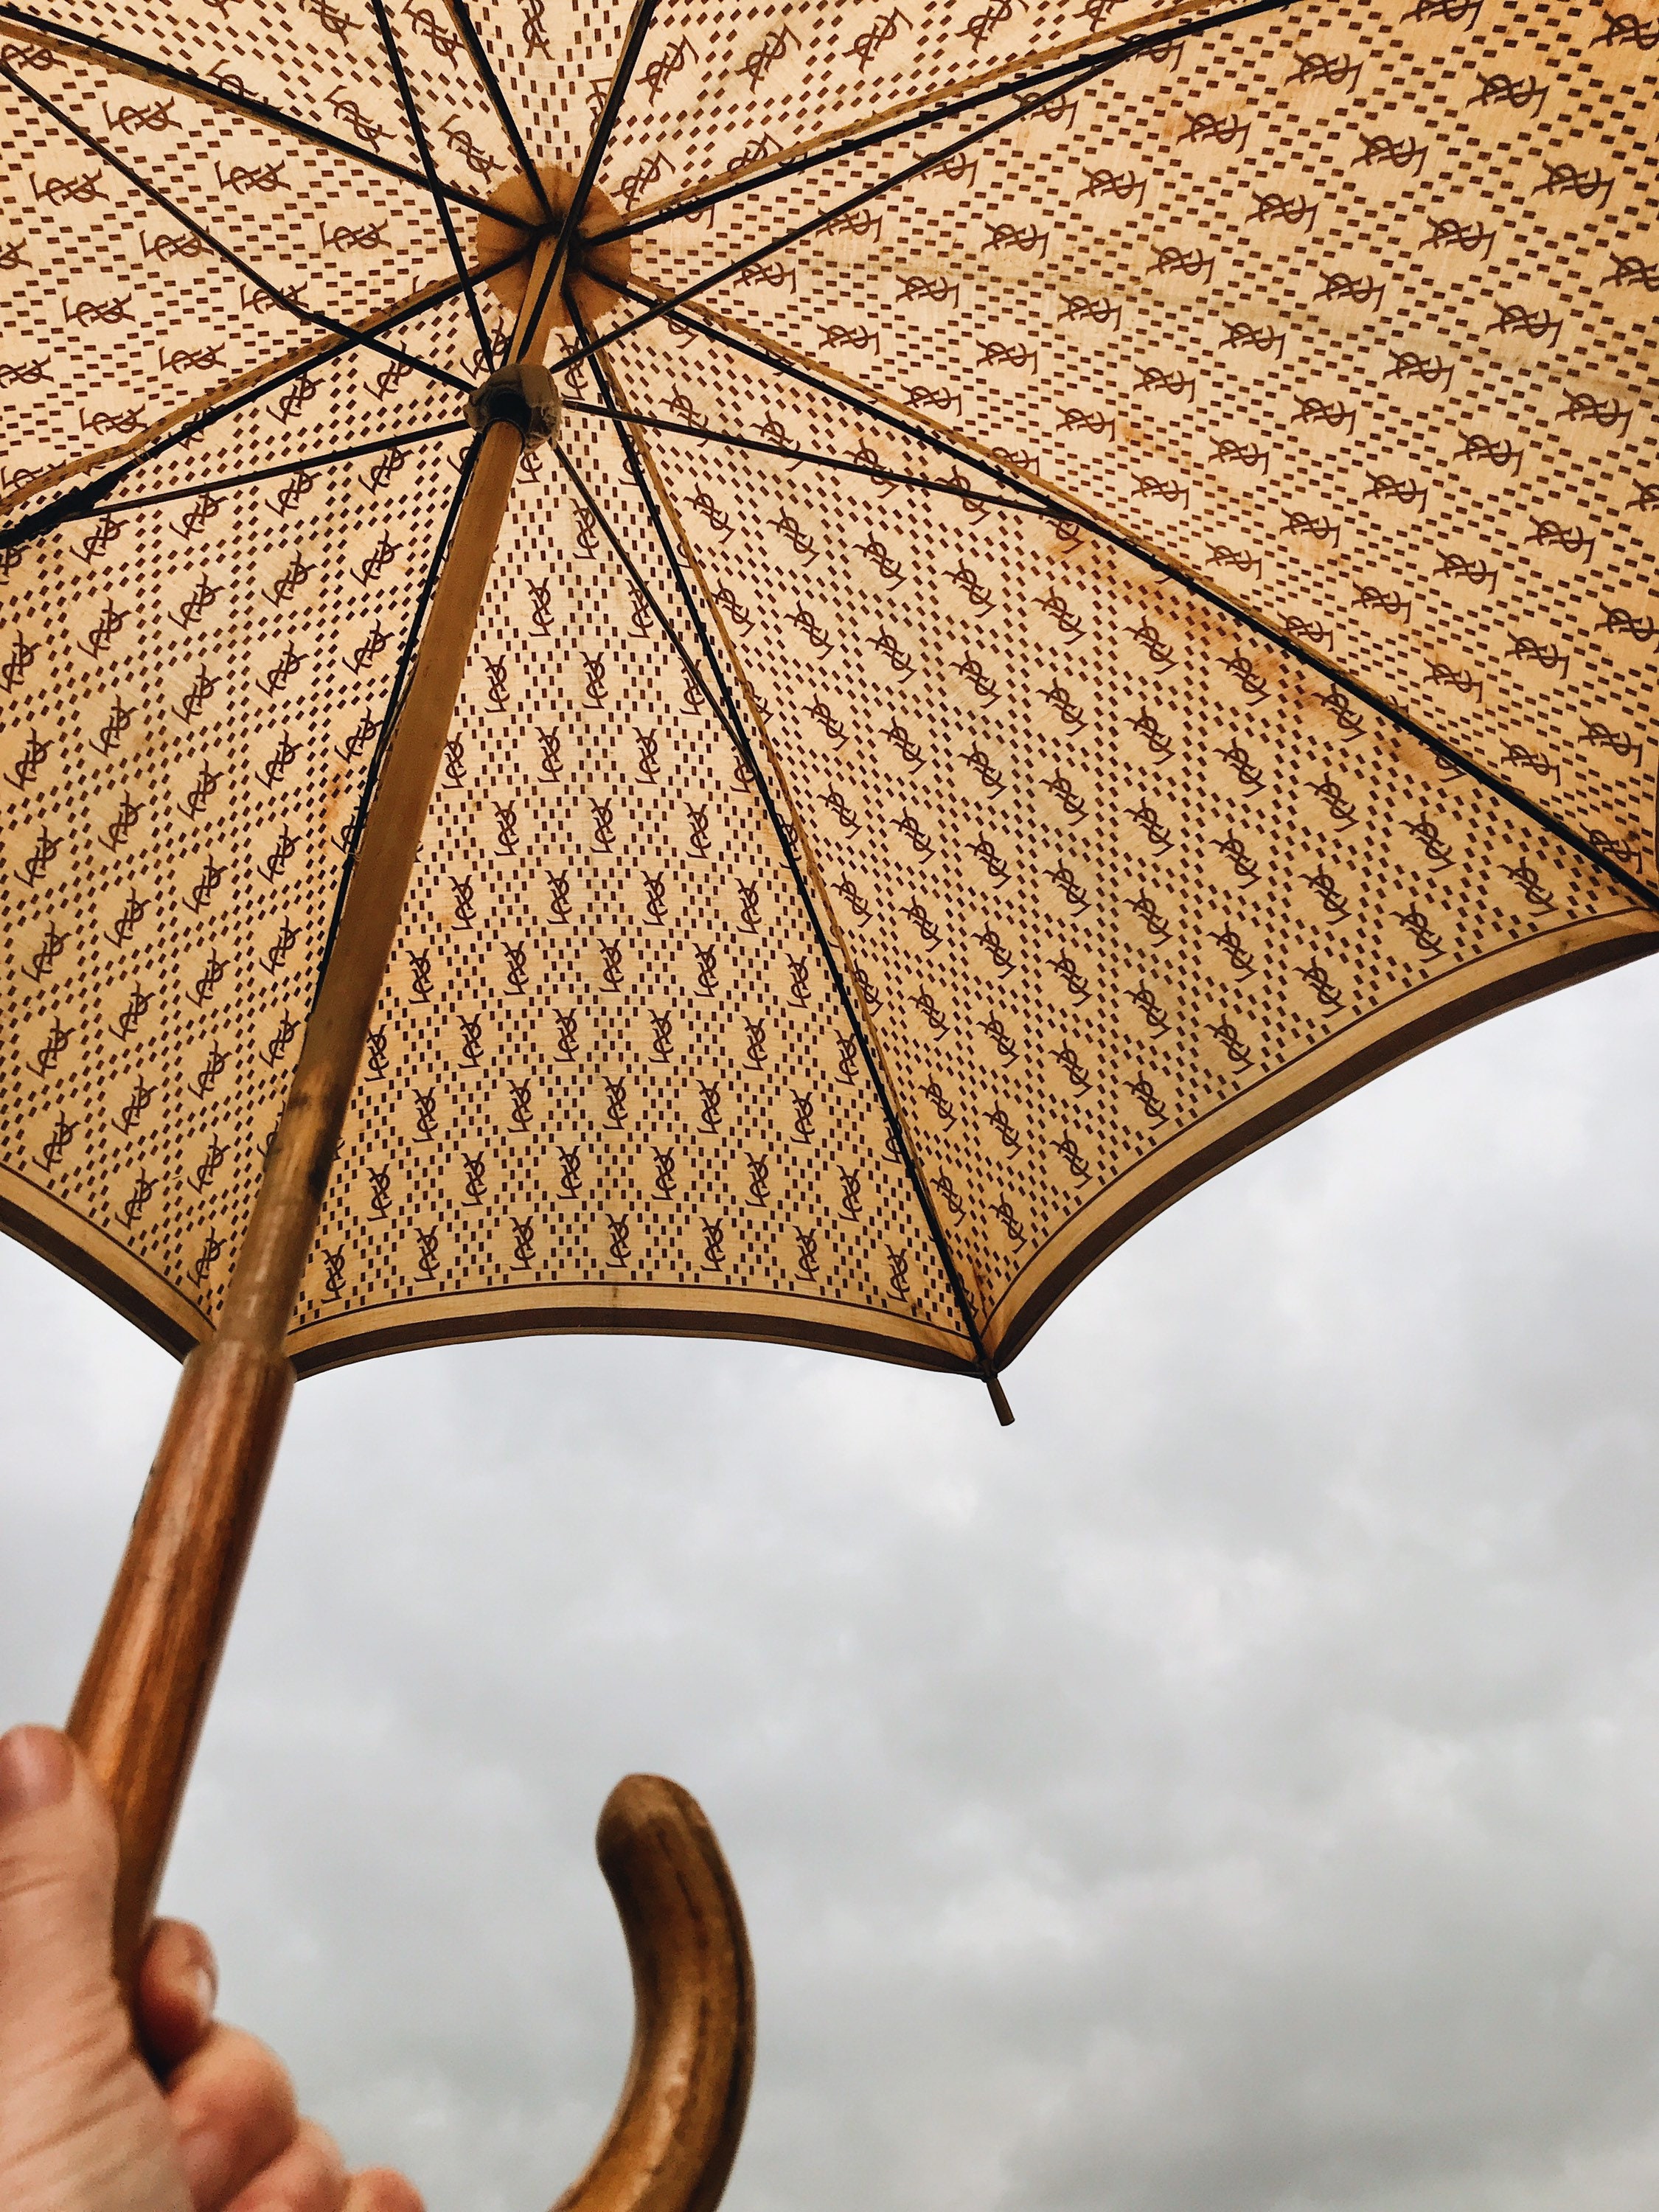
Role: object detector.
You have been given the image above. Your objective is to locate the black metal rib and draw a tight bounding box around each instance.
[439,0,554,220]
[592,4,1221,244]
[313,431,484,989]
[555,449,740,773]
[554,0,1304,378]
[0,261,507,554]
[2,60,470,390]
[367,0,495,362]
[659,289,1659,924]
[573,320,1013,1416]
[0,4,530,225]
[512,0,660,359]
[563,428,1012,1417]
[83,422,468,517]
[558,397,1052,515]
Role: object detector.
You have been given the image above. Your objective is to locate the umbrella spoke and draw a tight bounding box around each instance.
[641,289,1659,926]
[0,261,504,549]
[0,3,530,226]
[554,0,1301,378]
[574,319,1013,1413]
[365,0,496,361]
[2,57,472,392]
[437,0,556,222]
[514,0,661,358]
[86,421,469,518]
[593,0,1256,244]
[313,431,485,981]
[554,448,756,793]
[558,399,1053,518]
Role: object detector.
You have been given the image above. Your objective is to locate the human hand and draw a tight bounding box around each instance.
[0,1725,423,2212]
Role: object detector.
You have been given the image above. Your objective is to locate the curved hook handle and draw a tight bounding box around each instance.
[556,1775,756,2212]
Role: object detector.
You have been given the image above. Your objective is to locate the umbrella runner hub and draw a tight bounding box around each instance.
[465,361,563,449]
[475,162,632,327]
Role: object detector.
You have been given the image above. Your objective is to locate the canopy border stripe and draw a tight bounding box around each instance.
[987,921,1658,1367]
[365,0,495,361]
[553,0,1310,380]
[594,0,1296,243]
[0,2,532,225]
[0,257,518,543]
[571,329,1009,1411]
[644,287,1659,927]
[0,55,471,391]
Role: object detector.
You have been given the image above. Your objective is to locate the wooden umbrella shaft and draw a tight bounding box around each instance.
[69,246,560,1980]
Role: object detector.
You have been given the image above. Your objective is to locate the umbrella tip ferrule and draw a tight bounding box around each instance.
[984,1369,1015,1427]
[465,361,563,449]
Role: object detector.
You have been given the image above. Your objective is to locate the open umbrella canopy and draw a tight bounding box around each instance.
[2,0,1656,1393]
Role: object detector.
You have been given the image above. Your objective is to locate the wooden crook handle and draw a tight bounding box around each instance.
[556,1775,756,2212]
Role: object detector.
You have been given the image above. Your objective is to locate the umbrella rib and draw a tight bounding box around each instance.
[513,0,661,359]
[3,60,471,392]
[558,399,1054,517]
[572,327,1012,1413]
[366,0,495,361]
[553,0,1304,376]
[592,0,1277,244]
[436,0,556,220]
[88,421,469,517]
[643,290,1659,925]
[0,261,505,550]
[313,431,484,985]
[0,5,530,226]
[554,448,751,787]
[566,431,1009,1408]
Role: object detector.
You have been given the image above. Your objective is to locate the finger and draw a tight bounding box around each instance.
[167,2023,299,2210]
[222,2118,347,2212]
[343,2169,425,2212]
[138,1917,219,2070]
[0,1728,181,2209]
[0,1729,119,2066]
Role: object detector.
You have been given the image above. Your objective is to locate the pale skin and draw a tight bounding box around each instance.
[0,1725,423,2212]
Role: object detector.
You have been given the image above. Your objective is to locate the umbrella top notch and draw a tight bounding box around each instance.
[476,164,634,331]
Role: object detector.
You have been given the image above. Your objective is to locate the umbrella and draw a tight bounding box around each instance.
[2,0,1655,2192]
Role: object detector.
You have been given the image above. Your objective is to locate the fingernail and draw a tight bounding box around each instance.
[0,1728,74,1827]
[191,1963,216,2023]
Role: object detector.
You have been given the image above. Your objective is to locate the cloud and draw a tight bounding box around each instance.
[6,955,1659,2212]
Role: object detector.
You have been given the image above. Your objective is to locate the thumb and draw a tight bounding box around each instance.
[0,1730,182,2212]
[0,1728,120,2051]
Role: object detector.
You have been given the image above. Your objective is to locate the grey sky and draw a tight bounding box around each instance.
[7,953,1659,2212]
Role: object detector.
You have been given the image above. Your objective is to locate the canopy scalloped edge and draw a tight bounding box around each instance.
[7,916,1649,1381]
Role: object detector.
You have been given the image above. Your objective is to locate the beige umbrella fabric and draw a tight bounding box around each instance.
[2,0,1657,1404]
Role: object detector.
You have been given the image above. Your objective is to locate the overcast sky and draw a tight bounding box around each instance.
[7,951,1659,2212]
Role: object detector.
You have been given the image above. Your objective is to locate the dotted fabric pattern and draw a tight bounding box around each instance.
[293,411,964,1368]
[1,0,1655,1379]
